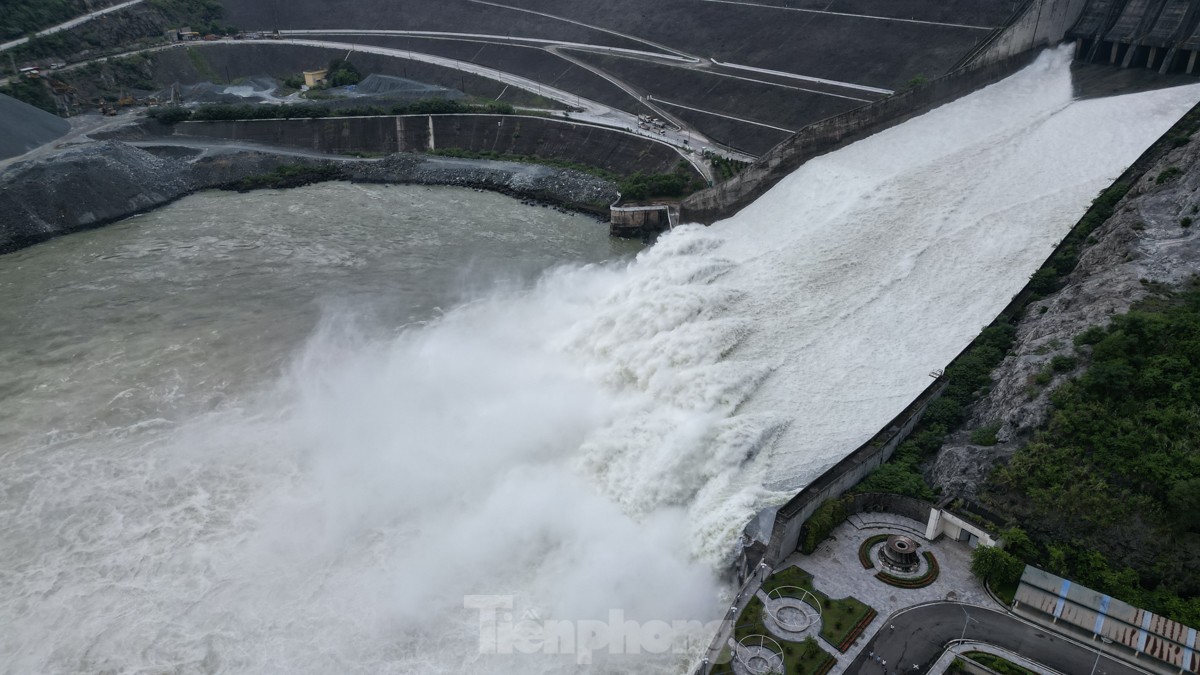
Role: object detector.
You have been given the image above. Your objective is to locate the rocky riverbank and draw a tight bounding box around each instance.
[929,123,1200,497]
[0,139,619,254]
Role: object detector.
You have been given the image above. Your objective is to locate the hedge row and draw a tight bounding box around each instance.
[876,551,940,589]
[837,608,877,652]
[858,534,889,569]
[800,496,851,554]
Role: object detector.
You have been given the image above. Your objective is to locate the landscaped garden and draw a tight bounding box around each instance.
[760,566,877,652]
[713,604,835,675]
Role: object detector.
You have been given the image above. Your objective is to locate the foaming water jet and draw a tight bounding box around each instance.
[2,49,1200,675]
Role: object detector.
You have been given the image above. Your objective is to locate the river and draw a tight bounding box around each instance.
[2,48,1199,675]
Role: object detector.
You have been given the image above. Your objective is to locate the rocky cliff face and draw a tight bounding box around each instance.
[929,136,1200,497]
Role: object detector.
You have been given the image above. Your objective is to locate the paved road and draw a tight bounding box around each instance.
[465,0,693,58]
[852,603,1144,675]
[278,29,698,64]
[0,0,145,52]
[696,0,997,31]
[709,58,893,95]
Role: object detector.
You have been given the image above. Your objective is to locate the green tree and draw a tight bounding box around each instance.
[970,545,1024,587]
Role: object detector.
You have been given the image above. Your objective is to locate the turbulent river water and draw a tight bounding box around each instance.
[3,48,1200,675]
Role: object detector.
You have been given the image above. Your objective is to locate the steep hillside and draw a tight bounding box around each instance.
[924,102,1200,624]
[932,111,1200,496]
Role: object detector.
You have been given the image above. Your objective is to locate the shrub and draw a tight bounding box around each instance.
[1073,325,1106,347]
[800,497,850,554]
[1028,267,1059,295]
[1049,354,1077,372]
[1156,166,1183,184]
[326,58,361,87]
[146,106,192,124]
[1182,217,1193,228]
[971,545,1025,587]
[969,423,1001,446]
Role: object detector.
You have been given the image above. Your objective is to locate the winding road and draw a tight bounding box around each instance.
[852,603,1145,675]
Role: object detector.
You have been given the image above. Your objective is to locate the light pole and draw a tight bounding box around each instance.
[959,606,978,642]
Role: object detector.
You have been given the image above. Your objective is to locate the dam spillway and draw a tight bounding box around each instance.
[1,48,1200,674]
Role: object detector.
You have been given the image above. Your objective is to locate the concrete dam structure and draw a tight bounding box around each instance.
[679,0,1200,225]
[1071,0,1200,72]
[170,114,693,178]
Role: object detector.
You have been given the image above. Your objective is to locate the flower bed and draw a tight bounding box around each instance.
[858,534,889,568]
[876,551,940,588]
[836,607,877,652]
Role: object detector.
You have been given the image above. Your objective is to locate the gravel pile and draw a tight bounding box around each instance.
[348,153,618,211]
[0,139,618,253]
[0,94,70,160]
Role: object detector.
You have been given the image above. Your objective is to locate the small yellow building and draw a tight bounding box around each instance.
[302,69,328,87]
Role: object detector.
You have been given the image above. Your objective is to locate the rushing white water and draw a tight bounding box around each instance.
[3,47,1200,674]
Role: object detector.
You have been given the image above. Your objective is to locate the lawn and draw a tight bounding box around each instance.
[761,566,877,652]
[725,595,836,675]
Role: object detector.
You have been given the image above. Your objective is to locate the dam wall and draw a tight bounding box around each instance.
[680,52,1038,225]
[756,377,948,568]
[971,0,1091,65]
[172,114,689,176]
[745,91,1200,578]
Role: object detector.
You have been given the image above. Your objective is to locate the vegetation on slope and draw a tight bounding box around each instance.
[618,164,705,201]
[853,319,1017,499]
[983,283,1200,625]
[1,0,120,41]
[851,105,1200,626]
[0,78,57,114]
[10,0,224,61]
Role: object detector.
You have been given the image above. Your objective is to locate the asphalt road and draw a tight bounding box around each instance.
[850,603,1141,675]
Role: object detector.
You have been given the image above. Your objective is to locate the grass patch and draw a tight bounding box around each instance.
[761,566,875,652]
[963,652,1038,675]
[710,635,833,675]
[185,47,221,83]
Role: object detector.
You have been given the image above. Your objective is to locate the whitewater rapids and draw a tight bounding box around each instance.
[2,48,1199,674]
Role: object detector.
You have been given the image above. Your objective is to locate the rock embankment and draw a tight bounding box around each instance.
[346,154,617,211]
[0,140,619,253]
[929,134,1200,497]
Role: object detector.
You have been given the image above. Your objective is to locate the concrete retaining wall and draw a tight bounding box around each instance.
[847,492,935,526]
[680,52,1037,224]
[759,377,949,567]
[609,203,671,237]
[972,0,1090,65]
[174,114,688,176]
